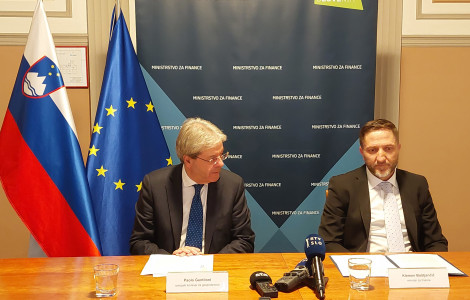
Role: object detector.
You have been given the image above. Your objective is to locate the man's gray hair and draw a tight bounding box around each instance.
[176,117,227,161]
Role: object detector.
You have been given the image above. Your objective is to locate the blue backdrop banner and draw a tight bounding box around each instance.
[135,0,377,252]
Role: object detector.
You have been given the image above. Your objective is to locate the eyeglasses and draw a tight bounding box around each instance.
[196,152,229,165]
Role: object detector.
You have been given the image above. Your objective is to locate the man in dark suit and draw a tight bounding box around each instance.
[319,119,447,253]
[130,118,255,256]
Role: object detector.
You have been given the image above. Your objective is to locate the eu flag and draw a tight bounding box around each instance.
[86,8,171,256]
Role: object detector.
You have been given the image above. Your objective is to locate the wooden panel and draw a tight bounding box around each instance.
[399,46,470,251]
[0,46,31,258]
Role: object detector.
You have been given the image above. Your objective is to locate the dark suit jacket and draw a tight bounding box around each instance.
[129,164,255,255]
[318,165,448,252]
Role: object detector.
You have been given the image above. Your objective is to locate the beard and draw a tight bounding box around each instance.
[373,167,393,180]
[369,161,398,180]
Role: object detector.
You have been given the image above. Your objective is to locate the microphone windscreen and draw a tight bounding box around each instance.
[249,271,272,287]
[304,234,326,261]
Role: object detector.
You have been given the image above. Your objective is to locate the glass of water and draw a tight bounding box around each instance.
[94,264,119,297]
[348,258,371,290]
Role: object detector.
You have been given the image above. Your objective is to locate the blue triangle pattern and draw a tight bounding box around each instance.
[142,65,364,253]
[281,140,364,251]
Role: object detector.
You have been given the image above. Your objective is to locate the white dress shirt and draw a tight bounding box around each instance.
[366,167,412,252]
[179,166,208,252]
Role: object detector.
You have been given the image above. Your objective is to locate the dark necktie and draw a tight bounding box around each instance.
[185,184,204,250]
[379,182,405,252]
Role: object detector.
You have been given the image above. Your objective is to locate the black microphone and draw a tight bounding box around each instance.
[274,258,310,292]
[249,271,278,298]
[304,234,326,300]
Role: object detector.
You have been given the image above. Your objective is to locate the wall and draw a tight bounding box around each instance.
[399,46,470,251]
[0,46,30,258]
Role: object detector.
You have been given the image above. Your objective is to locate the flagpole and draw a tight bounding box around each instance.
[115,0,120,22]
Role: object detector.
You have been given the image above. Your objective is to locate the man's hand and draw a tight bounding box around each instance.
[172,246,202,256]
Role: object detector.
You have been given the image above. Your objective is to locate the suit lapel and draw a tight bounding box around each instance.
[396,170,418,251]
[357,167,372,239]
[167,165,184,251]
[204,181,219,253]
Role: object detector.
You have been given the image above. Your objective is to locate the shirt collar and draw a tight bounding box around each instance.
[182,164,197,188]
[365,166,398,189]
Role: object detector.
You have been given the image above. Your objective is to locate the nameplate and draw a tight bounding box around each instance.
[166,271,229,293]
[388,268,449,289]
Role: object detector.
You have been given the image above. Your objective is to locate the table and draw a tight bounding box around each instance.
[0,252,469,299]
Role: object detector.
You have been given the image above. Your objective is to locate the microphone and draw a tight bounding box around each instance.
[249,271,278,298]
[304,234,326,300]
[274,258,310,292]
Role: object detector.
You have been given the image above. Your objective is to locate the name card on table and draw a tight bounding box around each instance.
[166,271,229,293]
[388,268,449,289]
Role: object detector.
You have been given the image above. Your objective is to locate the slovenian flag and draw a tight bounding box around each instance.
[0,0,102,256]
[85,8,171,256]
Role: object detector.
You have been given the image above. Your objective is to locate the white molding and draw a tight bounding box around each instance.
[0,0,69,17]
[0,33,88,46]
[0,0,86,34]
[403,0,470,36]
[418,0,470,19]
[402,35,470,46]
